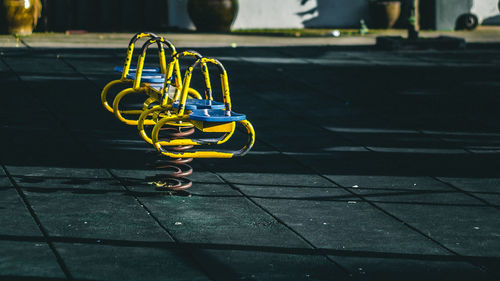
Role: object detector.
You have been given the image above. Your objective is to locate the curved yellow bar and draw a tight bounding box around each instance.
[101,79,132,113]
[149,115,254,159]
[234,119,255,157]
[113,88,159,126]
[143,110,235,146]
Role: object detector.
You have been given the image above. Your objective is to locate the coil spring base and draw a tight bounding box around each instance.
[147,125,195,191]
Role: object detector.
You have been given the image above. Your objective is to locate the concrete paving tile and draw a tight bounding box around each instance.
[323,175,487,205]
[22,192,173,242]
[301,152,499,179]
[0,241,65,280]
[219,172,338,188]
[470,194,500,207]
[437,135,500,153]
[0,186,42,237]
[200,152,307,174]
[437,177,500,193]
[216,185,353,202]
[7,166,118,192]
[0,169,43,237]
[338,131,463,153]
[292,152,408,177]
[109,173,351,279]
[374,204,500,257]
[353,191,487,206]
[219,172,356,201]
[111,169,223,185]
[2,39,500,280]
[437,177,500,206]
[2,56,77,75]
[62,57,121,76]
[198,249,349,281]
[54,243,210,281]
[137,193,310,248]
[327,175,451,191]
[331,255,495,281]
[252,199,448,255]
[476,260,500,280]
[0,169,10,185]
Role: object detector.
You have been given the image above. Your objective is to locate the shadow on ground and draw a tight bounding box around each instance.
[1,44,499,280]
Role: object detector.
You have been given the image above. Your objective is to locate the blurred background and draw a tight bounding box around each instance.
[2,0,498,33]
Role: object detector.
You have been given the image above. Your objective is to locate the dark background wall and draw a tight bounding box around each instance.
[35,0,169,32]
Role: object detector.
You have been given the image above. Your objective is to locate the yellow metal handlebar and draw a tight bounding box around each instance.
[133,37,176,90]
[122,32,167,80]
[101,33,168,113]
[150,116,255,158]
[176,57,232,116]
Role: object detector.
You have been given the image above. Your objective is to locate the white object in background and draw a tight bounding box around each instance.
[471,0,500,24]
[168,0,196,30]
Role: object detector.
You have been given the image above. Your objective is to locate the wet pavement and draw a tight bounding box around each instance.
[1,32,500,280]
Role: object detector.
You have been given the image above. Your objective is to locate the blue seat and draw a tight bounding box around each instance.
[113,66,165,83]
[172,99,225,110]
[125,73,165,83]
[189,109,246,122]
[113,66,160,73]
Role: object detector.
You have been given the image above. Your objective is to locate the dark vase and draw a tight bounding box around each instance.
[1,0,41,35]
[369,1,401,29]
[187,0,238,32]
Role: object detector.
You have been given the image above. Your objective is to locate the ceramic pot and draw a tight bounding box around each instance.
[369,1,401,29]
[187,0,238,32]
[2,0,41,35]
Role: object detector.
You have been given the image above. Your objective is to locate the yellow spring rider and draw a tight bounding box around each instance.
[147,56,255,159]
[102,34,203,126]
[100,32,168,115]
[137,50,228,147]
[101,33,255,191]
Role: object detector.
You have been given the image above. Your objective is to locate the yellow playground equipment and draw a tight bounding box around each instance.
[101,33,255,191]
[101,33,202,126]
[100,32,167,114]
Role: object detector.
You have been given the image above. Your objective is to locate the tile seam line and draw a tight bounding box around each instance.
[9,46,494,274]
[199,161,356,280]
[416,129,500,211]
[2,53,217,281]
[1,54,73,280]
[231,56,368,149]
[103,169,218,281]
[432,176,500,212]
[43,55,219,281]
[256,137,495,276]
[217,57,490,266]
[69,49,353,278]
[1,165,73,280]
[73,43,497,278]
[236,55,499,212]
[254,137,459,254]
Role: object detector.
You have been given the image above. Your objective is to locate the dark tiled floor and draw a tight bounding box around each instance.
[1,42,499,281]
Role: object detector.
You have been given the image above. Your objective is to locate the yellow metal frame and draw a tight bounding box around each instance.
[100,32,165,113]
[150,57,255,158]
[112,37,185,126]
[101,33,255,161]
[136,51,218,142]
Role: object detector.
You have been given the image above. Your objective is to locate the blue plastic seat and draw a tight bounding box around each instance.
[172,99,225,110]
[113,66,160,73]
[126,73,165,83]
[189,109,246,122]
[112,66,165,83]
